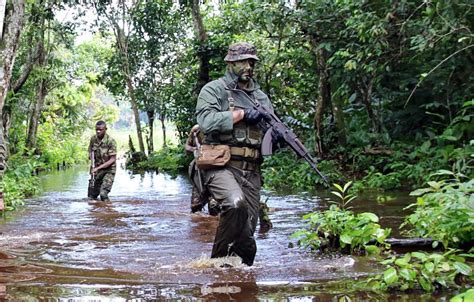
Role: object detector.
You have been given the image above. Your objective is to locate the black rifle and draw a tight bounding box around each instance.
[192,131,204,194]
[90,150,95,186]
[239,94,329,186]
[223,76,329,186]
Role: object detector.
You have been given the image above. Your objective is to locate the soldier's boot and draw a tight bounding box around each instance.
[190,186,205,213]
[258,201,273,232]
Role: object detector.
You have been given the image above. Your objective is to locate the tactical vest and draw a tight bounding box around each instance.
[204,80,264,149]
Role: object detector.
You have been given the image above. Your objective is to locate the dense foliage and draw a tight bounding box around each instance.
[292,182,391,254]
[368,250,473,292]
[402,172,473,249]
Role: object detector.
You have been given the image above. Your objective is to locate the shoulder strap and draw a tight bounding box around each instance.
[219,78,234,112]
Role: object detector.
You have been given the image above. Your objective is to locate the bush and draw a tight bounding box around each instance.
[126,144,190,175]
[401,171,474,249]
[262,150,340,192]
[1,155,42,211]
[367,250,473,292]
[291,182,391,254]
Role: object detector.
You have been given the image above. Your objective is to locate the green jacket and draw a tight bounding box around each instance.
[196,71,274,147]
[88,133,117,173]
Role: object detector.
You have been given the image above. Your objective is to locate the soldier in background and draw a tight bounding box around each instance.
[88,120,117,202]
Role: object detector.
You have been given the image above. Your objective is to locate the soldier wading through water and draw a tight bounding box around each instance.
[195,42,280,266]
[88,120,117,203]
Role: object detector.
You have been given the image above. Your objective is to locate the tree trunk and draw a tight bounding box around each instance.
[360,76,380,133]
[191,0,210,94]
[26,77,46,150]
[12,40,41,94]
[0,0,25,190]
[0,0,25,209]
[125,76,145,153]
[146,110,154,154]
[114,24,145,154]
[160,115,166,149]
[25,16,46,151]
[313,45,332,157]
[331,94,347,146]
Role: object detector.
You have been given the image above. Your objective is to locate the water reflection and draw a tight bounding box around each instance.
[0,163,455,301]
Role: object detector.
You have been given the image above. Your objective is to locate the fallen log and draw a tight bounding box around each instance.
[385,237,434,247]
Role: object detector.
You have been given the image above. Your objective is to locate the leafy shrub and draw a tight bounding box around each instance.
[127,144,190,175]
[401,171,474,249]
[1,155,42,211]
[367,250,473,292]
[292,182,391,254]
[262,150,340,192]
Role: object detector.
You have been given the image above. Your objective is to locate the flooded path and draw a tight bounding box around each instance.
[0,163,455,300]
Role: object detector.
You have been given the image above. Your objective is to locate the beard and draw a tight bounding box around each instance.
[238,69,253,82]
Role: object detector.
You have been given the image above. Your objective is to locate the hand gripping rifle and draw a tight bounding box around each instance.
[223,75,329,186]
[255,103,330,186]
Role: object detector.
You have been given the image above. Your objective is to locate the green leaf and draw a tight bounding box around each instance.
[395,258,409,268]
[410,188,432,196]
[359,212,379,222]
[333,183,343,192]
[450,289,474,302]
[340,234,353,244]
[365,245,380,255]
[331,191,344,200]
[343,181,353,193]
[399,268,415,281]
[453,262,472,275]
[412,252,428,261]
[423,262,435,273]
[383,267,398,285]
[418,276,433,291]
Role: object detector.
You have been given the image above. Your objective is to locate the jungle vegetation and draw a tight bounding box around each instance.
[1,0,472,295]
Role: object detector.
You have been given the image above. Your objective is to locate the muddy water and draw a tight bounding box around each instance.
[0,163,455,301]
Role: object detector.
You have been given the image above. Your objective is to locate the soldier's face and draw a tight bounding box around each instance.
[96,125,107,139]
[230,59,255,82]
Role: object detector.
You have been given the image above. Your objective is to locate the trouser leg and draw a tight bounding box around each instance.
[99,171,115,201]
[205,167,261,266]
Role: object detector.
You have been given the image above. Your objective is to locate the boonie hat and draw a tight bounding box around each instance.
[224,42,259,62]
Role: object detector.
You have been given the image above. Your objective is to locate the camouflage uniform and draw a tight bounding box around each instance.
[195,42,274,266]
[88,133,117,201]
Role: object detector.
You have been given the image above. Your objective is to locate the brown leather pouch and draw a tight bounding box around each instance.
[196,145,231,170]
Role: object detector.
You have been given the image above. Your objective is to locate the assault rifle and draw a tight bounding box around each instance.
[223,75,329,186]
[192,129,204,193]
[250,101,329,186]
[90,150,95,186]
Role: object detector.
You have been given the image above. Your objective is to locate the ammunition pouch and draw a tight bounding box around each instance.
[230,146,260,159]
[196,144,231,170]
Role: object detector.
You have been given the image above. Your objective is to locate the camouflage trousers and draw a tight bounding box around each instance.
[88,169,115,201]
[203,166,261,266]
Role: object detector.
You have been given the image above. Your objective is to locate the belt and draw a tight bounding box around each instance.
[228,160,260,172]
[230,146,260,159]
